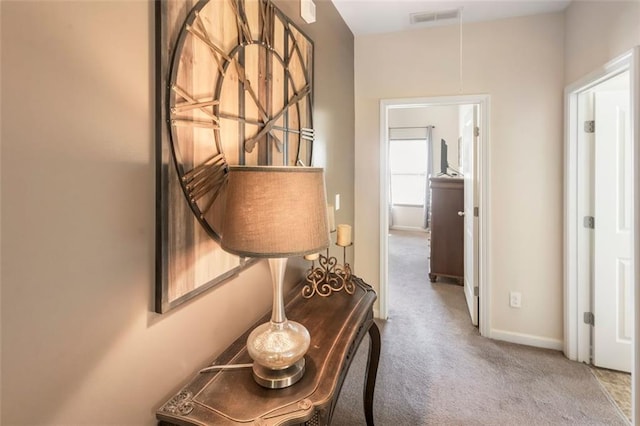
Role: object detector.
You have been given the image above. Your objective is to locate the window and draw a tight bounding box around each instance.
[389,139,428,206]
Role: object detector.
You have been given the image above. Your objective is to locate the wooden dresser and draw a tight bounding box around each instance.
[429,177,464,283]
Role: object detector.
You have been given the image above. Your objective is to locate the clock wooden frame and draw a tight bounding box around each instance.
[155,0,315,313]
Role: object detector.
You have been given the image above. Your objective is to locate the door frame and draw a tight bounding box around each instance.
[564,46,639,423]
[379,94,491,337]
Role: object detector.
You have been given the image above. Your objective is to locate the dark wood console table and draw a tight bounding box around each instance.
[157,276,380,426]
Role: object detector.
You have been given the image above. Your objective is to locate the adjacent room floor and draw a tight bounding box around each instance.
[331,230,629,425]
[591,366,632,421]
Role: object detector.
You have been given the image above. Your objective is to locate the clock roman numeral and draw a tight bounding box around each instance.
[182,153,228,217]
[170,85,220,128]
[284,23,311,84]
[189,169,225,203]
[259,0,275,46]
[228,0,276,46]
[186,21,232,78]
[229,0,252,45]
[301,127,315,141]
[271,126,314,140]
[183,153,225,188]
[172,100,219,113]
[186,24,232,62]
[171,119,218,129]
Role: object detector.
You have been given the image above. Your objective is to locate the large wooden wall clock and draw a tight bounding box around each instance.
[156,0,314,313]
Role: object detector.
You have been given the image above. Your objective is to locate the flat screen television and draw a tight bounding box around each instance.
[440,139,448,174]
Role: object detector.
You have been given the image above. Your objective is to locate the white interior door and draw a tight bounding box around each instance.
[593,87,633,372]
[461,105,479,326]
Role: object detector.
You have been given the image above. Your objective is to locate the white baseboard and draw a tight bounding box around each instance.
[463,284,477,326]
[373,307,382,319]
[490,329,564,351]
[389,225,428,233]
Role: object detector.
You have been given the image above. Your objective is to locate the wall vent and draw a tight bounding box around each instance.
[410,9,460,25]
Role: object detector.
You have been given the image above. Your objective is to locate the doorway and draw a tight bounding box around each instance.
[564,47,639,424]
[379,95,490,337]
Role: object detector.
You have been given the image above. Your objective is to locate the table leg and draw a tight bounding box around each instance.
[364,321,381,426]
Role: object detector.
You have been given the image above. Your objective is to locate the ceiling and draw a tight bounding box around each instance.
[330,0,572,36]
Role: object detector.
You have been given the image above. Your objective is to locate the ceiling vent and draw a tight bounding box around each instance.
[410,9,460,26]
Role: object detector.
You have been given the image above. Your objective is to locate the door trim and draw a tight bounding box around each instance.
[563,46,639,424]
[379,94,491,338]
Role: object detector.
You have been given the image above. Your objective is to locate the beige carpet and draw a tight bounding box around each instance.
[591,367,632,422]
[331,230,628,425]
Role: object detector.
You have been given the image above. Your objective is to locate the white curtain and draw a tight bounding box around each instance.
[424,125,434,228]
[388,126,433,230]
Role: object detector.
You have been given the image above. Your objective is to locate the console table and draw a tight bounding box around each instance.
[157,276,380,426]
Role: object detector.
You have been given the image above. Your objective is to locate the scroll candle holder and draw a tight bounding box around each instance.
[302,239,354,298]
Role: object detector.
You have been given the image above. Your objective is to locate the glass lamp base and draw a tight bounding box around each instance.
[252,357,306,389]
[247,258,311,389]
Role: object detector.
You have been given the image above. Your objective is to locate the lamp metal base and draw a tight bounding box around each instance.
[252,358,306,389]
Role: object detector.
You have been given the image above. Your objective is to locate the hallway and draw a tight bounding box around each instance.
[331,230,626,425]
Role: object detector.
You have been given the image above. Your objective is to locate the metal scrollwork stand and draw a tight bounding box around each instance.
[302,243,354,298]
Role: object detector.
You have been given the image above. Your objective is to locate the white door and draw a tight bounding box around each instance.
[461,105,479,326]
[593,88,633,372]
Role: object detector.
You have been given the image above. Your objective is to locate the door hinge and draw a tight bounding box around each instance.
[473,286,479,297]
[474,126,480,137]
[584,120,595,133]
[474,207,479,217]
[583,216,595,229]
[584,312,595,326]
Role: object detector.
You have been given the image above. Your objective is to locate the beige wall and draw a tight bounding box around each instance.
[564,0,640,84]
[0,0,353,424]
[354,13,565,344]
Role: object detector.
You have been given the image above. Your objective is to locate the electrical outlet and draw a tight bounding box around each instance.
[509,291,522,308]
[335,194,340,211]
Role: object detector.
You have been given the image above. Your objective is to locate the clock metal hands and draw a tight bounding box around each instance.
[234,59,269,123]
[244,84,311,153]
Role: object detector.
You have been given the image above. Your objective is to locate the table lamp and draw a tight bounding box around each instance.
[221,166,330,388]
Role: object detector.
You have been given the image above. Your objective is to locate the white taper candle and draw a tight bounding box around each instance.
[327,204,336,232]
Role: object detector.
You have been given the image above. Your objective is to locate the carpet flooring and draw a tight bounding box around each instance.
[331,230,628,425]
[591,367,632,421]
